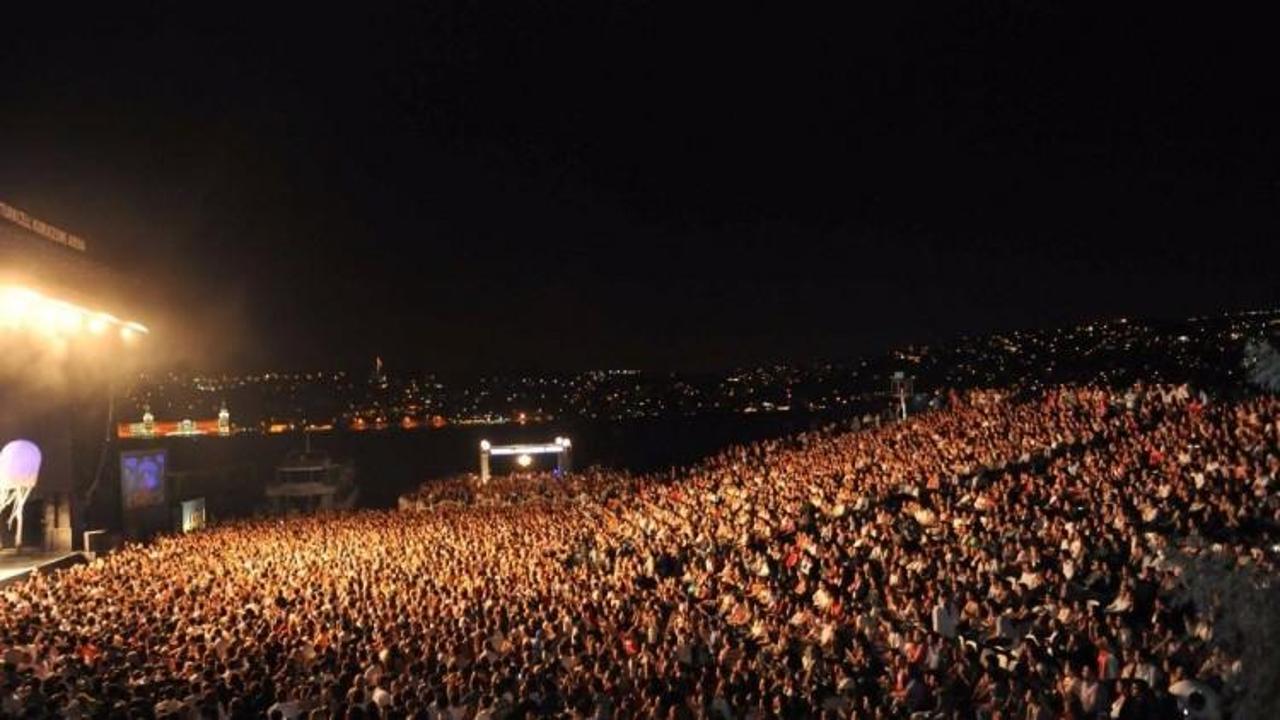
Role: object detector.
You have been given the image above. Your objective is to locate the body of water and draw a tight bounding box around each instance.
[112,409,869,522]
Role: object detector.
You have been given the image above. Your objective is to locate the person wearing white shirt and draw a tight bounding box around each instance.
[371,686,393,712]
[931,596,958,639]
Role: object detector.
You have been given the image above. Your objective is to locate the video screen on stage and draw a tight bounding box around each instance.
[120,449,167,509]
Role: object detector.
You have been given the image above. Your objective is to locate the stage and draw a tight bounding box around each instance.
[0,550,85,586]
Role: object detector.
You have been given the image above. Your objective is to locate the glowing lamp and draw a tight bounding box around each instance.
[516,453,533,468]
[53,302,83,332]
[120,320,150,344]
[88,313,113,335]
[480,439,491,451]
[0,285,148,342]
[0,288,37,326]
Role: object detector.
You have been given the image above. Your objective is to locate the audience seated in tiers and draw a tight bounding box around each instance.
[1,383,1277,719]
[398,469,633,511]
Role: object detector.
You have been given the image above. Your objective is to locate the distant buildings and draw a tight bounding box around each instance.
[121,308,1280,435]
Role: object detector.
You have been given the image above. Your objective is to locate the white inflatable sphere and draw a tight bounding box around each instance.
[0,439,41,490]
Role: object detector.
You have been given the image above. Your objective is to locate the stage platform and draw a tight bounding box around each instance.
[0,550,86,586]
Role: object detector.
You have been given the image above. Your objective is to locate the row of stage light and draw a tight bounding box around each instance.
[0,284,148,342]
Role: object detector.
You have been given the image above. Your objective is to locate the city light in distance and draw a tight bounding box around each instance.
[0,284,148,343]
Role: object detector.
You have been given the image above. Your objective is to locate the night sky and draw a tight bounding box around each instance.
[1,4,1276,372]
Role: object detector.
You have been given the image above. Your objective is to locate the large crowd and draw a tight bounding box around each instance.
[398,469,632,511]
[2,384,1278,719]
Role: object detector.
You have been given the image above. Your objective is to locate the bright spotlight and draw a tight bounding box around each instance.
[0,287,37,326]
[516,453,533,468]
[33,301,60,332]
[119,320,150,344]
[480,439,491,451]
[52,302,83,333]
[88,314,111,335]
[0,284,148,343]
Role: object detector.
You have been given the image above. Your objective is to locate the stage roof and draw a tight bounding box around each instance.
[0,202,142,319]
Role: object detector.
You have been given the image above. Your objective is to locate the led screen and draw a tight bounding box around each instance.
[120,449,167,510]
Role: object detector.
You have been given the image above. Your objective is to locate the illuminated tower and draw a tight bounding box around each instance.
[370,356,389,390]
[218,402,230,436]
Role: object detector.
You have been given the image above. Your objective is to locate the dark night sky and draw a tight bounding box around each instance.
[1,4,1277,372]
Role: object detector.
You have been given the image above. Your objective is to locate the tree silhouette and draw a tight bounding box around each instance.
[1243,338,1280,392]
[1172,544,1280,719]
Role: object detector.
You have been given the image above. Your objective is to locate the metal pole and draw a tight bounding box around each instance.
[83,380,116,511]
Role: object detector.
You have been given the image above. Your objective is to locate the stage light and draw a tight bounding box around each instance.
[32,303,59,332]
[0,287,37,326]
[0,284,148,342]
[516,453,533,468]
[52,302,83,333]
[480,439,491,451]
[118,321,150,344]
[88,314,112,335]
